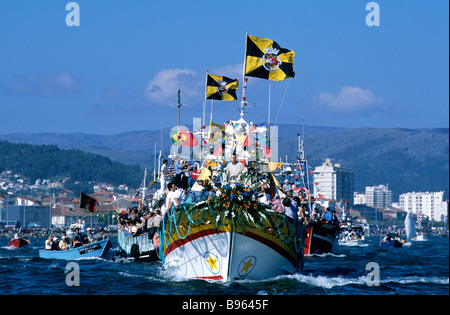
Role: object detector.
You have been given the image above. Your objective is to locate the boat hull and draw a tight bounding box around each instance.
[39,239,112,260]
[160,205,303,281]
[380,240,403,248]
[117,229,158,261]
[8,238,30,248]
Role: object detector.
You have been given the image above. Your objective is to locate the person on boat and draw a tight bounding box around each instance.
[59,236,69,250]
[170,181,188,208]
[159,159,168,193]
[72,228,83,248]
[331,210,340,224]
[258,183,271,205]
[311,208,321,222]
[146,210,162,239]
[168,159,176,181]
[321,207,333,222]
[282,179,291,192]
[282,197,298,223]
[162,182,177,215]
[152,210,162,227]
[174,156,186,187]
[86,228,95,243]
[94,227,107,241]
[51,237,59,250]
[381,233,392,243]
[45,235,53,250]
[293,196,309,225]
[225,152,246,181]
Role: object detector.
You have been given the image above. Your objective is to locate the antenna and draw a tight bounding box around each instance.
[174,74,185,126]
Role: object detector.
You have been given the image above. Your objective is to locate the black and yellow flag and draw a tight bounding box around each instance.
[245,35,295,81]
[206,74,239,101]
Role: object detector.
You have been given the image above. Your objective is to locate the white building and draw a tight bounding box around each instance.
[399,191,448,222]
[353,192,366,205]
[313,158,354,207]
[365,185,392,208]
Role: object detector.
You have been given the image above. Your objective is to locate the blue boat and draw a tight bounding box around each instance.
[380,240,403,248]
[39,239,112,260]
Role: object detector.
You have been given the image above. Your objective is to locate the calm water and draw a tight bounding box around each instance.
[1,235,448,296]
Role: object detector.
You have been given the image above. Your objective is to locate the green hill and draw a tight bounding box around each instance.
[0,141,143,193]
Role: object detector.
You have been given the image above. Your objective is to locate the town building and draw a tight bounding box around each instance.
[365,184,392,208]
[399,191,448,222]
[313,158,355,207]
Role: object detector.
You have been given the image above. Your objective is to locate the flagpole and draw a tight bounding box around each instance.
[268,83,271,149]
[240,32,249,118]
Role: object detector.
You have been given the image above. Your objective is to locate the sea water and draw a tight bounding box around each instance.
[0,235,448,295]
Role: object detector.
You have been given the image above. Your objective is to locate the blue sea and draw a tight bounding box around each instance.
[1,235,448,297]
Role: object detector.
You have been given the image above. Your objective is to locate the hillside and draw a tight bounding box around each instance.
[0,141,143,194]
[1,126,448,201]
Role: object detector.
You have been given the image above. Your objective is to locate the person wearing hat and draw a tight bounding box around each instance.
[51,237,59,251]
[59,236,69,250]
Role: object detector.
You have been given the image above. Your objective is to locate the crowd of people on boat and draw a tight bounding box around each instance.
[151,152,342,229]
[43,227,107,251]
[117,207,162,238]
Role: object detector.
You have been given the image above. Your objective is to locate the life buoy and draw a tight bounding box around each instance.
[153,232,160,247]
[298,187,310,200]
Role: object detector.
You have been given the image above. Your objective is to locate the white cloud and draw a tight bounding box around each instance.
[143,64,244,106]
[4,72,80,97]
[144,68,200,103]
[314,85,386,114]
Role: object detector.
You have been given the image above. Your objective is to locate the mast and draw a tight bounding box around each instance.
[174,75,185,156]
[240,32,249,118]
[141,168,148,210]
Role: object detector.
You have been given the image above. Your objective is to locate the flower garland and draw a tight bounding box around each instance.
[203,170,274,231]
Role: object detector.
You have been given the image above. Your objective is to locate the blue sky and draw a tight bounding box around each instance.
[0,0,448,135]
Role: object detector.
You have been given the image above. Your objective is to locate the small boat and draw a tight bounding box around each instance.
[304,221,340,254]
[380,232,403,248]
[338,225,366,246]
[117,229,159,262]
[380,239,403,248]
[39,239,112,260]
[8,238,30,248]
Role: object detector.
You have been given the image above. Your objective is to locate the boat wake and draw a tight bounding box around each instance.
[304,252,346,258]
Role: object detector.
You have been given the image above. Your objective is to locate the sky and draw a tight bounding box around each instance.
[0,0,448,135]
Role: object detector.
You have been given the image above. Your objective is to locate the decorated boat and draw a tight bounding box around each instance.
[159,174,305,280]
[39,238,112,260]
[153,33,310,281]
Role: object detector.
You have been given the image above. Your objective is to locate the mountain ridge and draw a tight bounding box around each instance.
[1,125,448,201]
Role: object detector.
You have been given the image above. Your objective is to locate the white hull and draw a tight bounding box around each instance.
[160,205,303,281]
[412,234,429,241]
[338,238,366,246]
[163,231,297,281]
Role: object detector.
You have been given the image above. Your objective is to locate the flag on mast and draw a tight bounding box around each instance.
[244,34,295,81]
[206,74,239,101]
[80,192,97,213]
